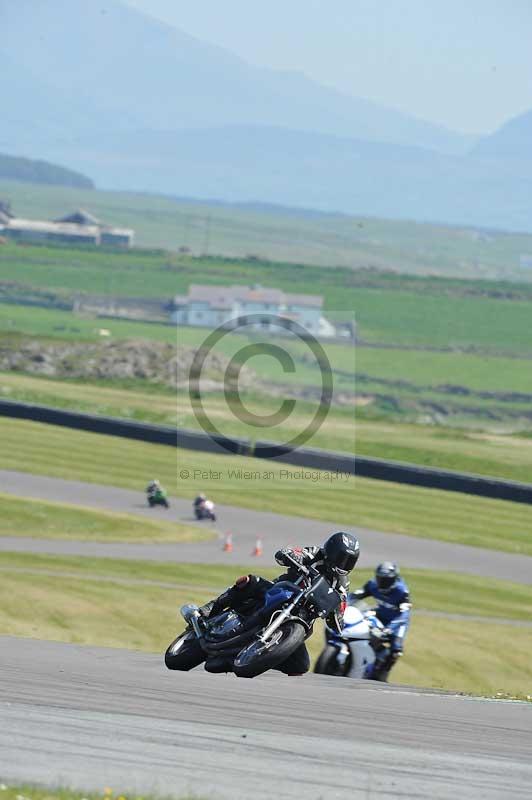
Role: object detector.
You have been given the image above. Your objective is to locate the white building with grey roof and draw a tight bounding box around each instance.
[0,205,134,248]
[172,284,337,337]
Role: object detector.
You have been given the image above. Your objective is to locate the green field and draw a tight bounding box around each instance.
[3,218,532,441]
[2,300,532,436]
[2,418,532,555]
[1,186,532,522]
[0,493,211,543]
[3,240,532,353]
[1,551,531,696]
[2,177,532,279]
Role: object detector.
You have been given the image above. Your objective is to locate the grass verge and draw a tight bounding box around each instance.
[0,493,212,544]
[2,418,532,555]
[0,785,203,800]
[1,552,531,697]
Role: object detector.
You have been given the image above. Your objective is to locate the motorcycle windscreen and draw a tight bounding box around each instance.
[306,577,342,618]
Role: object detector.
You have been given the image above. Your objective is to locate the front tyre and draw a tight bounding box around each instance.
[233,621,306,678]
[165,631,205,671]
[314,644,348,677]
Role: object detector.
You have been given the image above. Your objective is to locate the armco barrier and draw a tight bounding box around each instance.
[254,440,532,504]
[0,399,250,456]
[1,398,532,504]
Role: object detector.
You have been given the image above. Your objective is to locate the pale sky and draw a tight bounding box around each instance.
[124,0,532,134]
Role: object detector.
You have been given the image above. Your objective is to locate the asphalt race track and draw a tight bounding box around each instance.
[1,637,531,800]
[1,472,532,798]
[1,470,532,583]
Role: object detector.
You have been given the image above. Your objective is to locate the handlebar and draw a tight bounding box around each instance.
[283,552,309,574]
[282,552,321,581]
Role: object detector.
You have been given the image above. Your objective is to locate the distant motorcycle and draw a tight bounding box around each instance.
[147,487,170,509]
[165,554,342,678]
[314,603,392,680]
[194,499,216,521]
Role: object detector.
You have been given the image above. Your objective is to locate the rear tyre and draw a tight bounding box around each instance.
[233,621,306,678]
[165,631,205,671]
[314,644,347,677]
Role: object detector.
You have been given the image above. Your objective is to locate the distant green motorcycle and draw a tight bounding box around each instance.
[147,486,170,509]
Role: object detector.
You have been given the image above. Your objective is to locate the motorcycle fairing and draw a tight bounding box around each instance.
[261,581,300,612]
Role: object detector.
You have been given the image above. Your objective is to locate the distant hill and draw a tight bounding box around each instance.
[2,0,531,231]
[473,109,532,160]
[0,0,471,155]
[0,153,93,189]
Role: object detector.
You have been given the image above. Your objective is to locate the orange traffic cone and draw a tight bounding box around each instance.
[223,533,233,553]
[252,537,263,557]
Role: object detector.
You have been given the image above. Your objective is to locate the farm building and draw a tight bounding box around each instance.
[0,204,134,248]
[171,284,337,338]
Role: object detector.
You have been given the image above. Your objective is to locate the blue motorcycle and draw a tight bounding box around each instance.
[165,555,342,678]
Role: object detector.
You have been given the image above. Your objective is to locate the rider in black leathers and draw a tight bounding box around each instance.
[200,531,361,675]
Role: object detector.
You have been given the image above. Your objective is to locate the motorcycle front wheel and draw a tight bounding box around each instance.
[165,631,205,671]
[314,644,349,677]
[233,621,306,678]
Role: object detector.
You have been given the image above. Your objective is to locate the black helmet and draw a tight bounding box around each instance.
[375,562,399,591]
[323,531,360,574]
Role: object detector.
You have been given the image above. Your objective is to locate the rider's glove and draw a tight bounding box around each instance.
[275,548,303,567]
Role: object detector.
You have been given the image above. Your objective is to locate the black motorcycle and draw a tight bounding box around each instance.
[165,555,342,678]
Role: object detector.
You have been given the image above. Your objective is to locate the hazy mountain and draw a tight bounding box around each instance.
[2,0,531,232]
[1,0,471,154]
[473,109,532,159]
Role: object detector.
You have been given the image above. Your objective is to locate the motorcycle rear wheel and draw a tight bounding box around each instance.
[233,621,306,678]
[165,631,204,671]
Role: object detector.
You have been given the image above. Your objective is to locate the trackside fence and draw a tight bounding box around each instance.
[1,398,532,505]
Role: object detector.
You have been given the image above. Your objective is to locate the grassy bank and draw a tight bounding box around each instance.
[2,418,532,555]
[3,371,532,482]
[0,493,212,543]
[1,552,531,696]
[0,786,202,800]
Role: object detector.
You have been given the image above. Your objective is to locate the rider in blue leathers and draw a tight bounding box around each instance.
[349,562,411,680]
